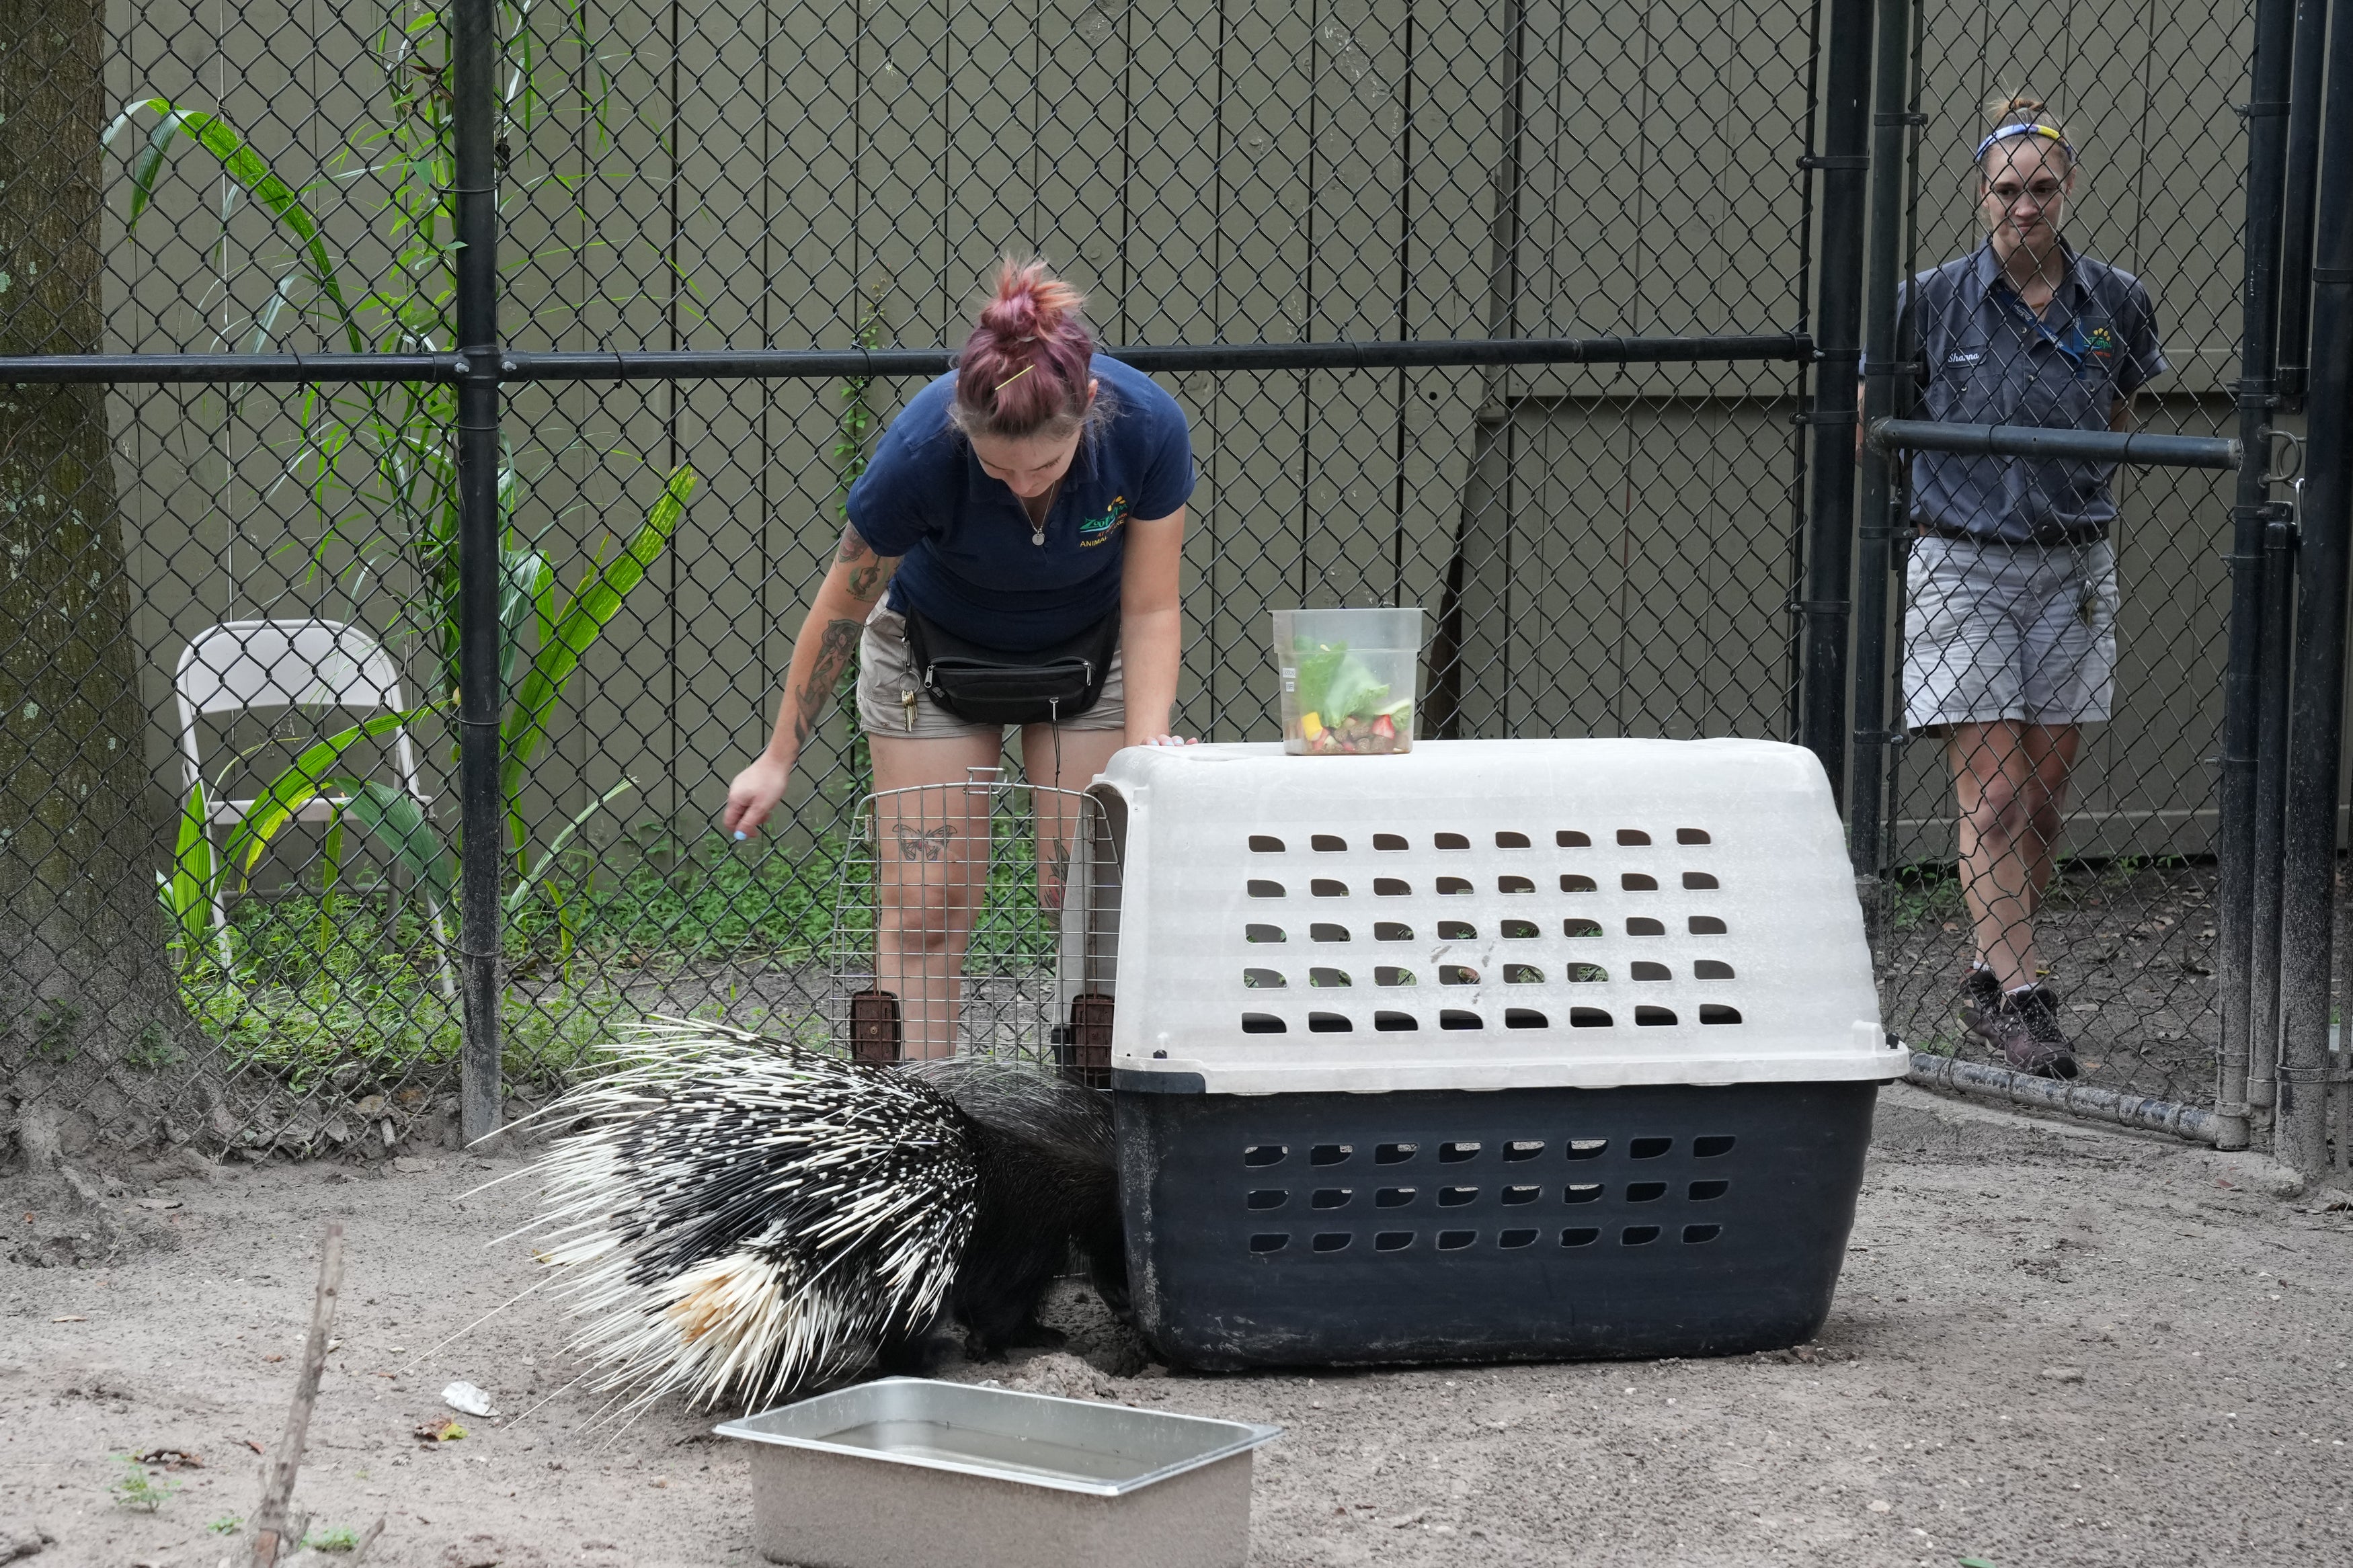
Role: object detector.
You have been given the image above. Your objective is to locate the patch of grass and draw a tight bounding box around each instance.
[305,1524,362,1551]
[1886,864,1966,931]
[209,1514,243,1534]
[509,825,848,966]
[181,807,1068,1090]
[109,1455,179,1512]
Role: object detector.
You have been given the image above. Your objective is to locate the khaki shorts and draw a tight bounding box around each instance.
[1903,536,2117,731]
[855,600,1127,740]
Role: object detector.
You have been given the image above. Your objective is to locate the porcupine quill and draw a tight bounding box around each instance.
[501,1018,1121,1415]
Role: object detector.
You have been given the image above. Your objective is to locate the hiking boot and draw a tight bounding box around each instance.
[1972,984,2078,1079]
[1962,963,2000,1014]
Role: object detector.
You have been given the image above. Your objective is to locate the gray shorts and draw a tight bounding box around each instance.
[1903,536,2118,731]
[854,600,1126,740]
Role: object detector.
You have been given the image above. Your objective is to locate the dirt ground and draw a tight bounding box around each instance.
[2,1083,2348,1568]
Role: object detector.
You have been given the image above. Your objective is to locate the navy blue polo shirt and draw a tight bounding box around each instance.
[1895,242,2167,543]
[846,355,1195,652]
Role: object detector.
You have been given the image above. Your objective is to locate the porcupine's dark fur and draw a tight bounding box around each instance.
[509,1020,1123,1412]
[897,1056,1128,1364]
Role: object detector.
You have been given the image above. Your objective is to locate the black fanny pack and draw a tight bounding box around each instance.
[900,606,1120,727]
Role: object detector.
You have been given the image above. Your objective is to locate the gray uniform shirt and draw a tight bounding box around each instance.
[1896,242,2167,544]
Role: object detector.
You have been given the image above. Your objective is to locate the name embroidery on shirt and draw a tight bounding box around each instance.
[1946,349,1984,366]
[1078,495,1130,546]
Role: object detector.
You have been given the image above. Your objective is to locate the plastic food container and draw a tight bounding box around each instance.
[1274,607,1423,755]
[716,1378,1280,1568]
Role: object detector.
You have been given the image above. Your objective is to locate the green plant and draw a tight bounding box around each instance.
[305,1524,363,1552]
[125,1022,180,1072]
[116,7,691,977]
[31,1001,83,1059]
[208,1515,244,1535]
[109,1456,179,1512]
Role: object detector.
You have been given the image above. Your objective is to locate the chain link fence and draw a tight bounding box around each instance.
[3,0,2317,1165]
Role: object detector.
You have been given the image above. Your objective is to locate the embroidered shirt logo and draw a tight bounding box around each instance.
[1946,349,1984,365]
[1078,495,1130,546]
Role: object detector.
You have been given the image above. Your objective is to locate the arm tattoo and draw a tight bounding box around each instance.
[791,617,863,747]
[893,822,955,861]
[835,528,892,602]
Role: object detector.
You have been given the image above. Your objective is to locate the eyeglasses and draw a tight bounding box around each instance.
[1985,179,2065,207]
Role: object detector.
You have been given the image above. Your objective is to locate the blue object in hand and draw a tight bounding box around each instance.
[733,830,748,841]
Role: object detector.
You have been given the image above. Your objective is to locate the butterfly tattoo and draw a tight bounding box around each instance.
[893,822,956,862]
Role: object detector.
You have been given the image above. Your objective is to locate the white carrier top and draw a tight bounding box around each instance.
[1089,737,1899,1094]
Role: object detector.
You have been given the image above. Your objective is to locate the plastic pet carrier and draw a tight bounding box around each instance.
[1084,737,1903,1369]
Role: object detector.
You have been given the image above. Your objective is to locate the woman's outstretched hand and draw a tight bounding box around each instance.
[1136,734,1197,747]
[723,752,794,840]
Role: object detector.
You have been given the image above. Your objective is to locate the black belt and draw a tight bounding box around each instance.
[1917,524,2108,547]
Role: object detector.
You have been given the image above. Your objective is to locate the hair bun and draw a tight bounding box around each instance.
[1994,93,2048,124]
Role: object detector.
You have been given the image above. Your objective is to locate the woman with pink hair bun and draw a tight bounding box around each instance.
[723,257,1196,1058]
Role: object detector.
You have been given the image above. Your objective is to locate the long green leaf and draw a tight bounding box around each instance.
[500,466,694,804]
[324,778,453,911]
[499,545,549,695]
[110,98,366,354]
[506,778,637,915]
[221,707,440,885]
[163,780,216,962]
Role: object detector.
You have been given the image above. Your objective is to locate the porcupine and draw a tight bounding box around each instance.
[510,1018,1125,1413]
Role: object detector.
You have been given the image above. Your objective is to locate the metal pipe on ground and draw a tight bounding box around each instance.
[2275,0,2353,1180]
[452,0,505,1147]
[1845,0,1916,911]
[2215,0,2301,1152]
[1905,1052,2223,1143]
[1797,0,1878,809]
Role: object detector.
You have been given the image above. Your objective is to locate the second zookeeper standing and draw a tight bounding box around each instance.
[722,259,1196,1059]
[1894,97,2167,1080]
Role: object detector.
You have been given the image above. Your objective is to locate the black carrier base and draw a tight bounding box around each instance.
[1114,1079,1879,1370]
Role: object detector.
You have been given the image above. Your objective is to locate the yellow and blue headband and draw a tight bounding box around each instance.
[1976,122,2075,163]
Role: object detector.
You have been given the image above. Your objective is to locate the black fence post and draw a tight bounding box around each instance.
[2254,0,2331,1141]
[453,0,506,1145]
[1847,0,1915,897]
[1799,0,1876,807]
[2278,0,2331,405]
[2215,0,2299,1152]
[2276,0,2353,1178]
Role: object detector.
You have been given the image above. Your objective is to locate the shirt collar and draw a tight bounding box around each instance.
[1972,237,2083,306]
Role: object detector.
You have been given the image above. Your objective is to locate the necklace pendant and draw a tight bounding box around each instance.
[1031,526,1045,546]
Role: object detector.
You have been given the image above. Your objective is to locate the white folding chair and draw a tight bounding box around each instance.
[172,618,452,991]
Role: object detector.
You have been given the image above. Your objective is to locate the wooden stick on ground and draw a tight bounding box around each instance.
[250,1220,346,1567]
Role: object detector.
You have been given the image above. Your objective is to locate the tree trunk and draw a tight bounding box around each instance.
[1,1,203,1157]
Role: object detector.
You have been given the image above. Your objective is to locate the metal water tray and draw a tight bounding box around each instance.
[715,1377,1280,1568]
